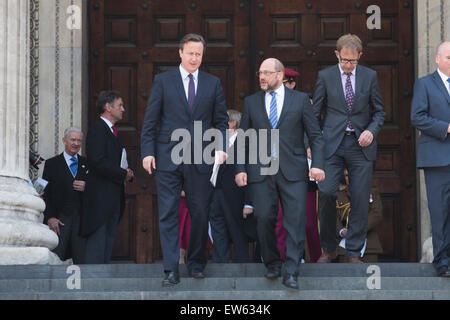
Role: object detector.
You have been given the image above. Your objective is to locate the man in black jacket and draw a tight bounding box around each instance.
[43,127,88,264]
[81,91,134,264]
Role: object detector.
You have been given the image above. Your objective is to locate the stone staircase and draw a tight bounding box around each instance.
[0,263,449,300]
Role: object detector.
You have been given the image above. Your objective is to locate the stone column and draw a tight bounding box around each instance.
[0,0,60,264]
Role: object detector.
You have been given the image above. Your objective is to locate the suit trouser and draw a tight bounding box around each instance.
[52,209,86,264]
[156,165,213,273]
[424,165,450,269]
[209,189,250,263]
[84,212,120,264]
[250,172,307,276]
[318,133,373,258]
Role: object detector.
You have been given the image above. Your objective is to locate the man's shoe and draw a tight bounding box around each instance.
[282,274,298,289]
[162,271,180,287]
[190,271,205,279]
[265,267,281,279]
[317,251,336,263]
[436,265,450,277]
[347,257,364,263]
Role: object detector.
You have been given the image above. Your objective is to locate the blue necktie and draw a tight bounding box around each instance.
[269,92,278,129]
[188,74,195,112]
[447,78,450,91]
[70,157,78,177]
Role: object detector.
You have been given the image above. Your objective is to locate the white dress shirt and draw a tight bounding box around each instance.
[100,116,114,134]
[264,84,285,121]
[437,67,450,96]
[179,64,199,100]
[338,64,356,94]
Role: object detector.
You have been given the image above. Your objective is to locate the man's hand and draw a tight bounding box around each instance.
[73,180,86,192]
[48,218,64,236]
[358,130,374,147]
[215,150,228,165]
[309,168,325,182]
[125,168,134,182]
[243,207,253,219]
[235,172,247,187]
[448,124,450,133]
[142,156,156,175]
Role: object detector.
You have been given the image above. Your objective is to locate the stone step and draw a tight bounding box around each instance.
[0,276,449,293]
[0,263,439,279]
[1,289,449,300]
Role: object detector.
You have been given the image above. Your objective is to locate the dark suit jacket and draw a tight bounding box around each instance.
[215,138,255,239]
[42,153,88,224]
[80,119,127,237]
[312,64,385,161]
[411,71,450,168]
[141,68,228,173]
[236,88,324,183]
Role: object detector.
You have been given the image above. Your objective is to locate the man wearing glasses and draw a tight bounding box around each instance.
[236,58,325,288]
[312,34,385,263]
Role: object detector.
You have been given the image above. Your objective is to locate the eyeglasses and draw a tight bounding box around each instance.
[338,54,359,65]
[256,71,279,77]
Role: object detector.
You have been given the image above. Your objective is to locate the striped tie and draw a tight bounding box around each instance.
[70,157,78,177]
[269,91,278,129]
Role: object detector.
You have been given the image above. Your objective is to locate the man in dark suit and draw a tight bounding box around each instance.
[411,41,450,277]
[209,109,255,263]
[312,34,385,263]
[141,34,228,286]
[235,58,325,289]
[43,127,88,264]
[81,90,134,264]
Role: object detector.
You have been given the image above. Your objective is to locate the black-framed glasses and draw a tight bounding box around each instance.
[338,54,359,65]
[256,70,279,76]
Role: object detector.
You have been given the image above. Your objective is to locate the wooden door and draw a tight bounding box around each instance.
[89,0,416,262]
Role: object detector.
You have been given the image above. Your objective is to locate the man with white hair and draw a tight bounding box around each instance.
[42,127,88,263]
[411,41,450,277]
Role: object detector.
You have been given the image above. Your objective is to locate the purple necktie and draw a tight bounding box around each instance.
[344,73,354,130]
[188,74,195,112]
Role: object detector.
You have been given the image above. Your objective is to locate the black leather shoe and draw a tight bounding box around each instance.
[190,271,205,279]
[282,274,298,289]
[436,265,450,277]
[162,271,180,286]
[265,267,281,279]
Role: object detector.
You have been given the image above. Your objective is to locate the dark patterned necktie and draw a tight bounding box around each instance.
[188,74,195,112]
[344,73,354,130]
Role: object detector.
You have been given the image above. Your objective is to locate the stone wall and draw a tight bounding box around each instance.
[30,0,89,179]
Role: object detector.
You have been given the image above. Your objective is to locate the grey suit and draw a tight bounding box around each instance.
[411,70,450,270]
[312,64,385,258]
[237,87,324,276]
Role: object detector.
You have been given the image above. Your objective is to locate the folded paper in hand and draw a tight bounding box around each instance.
[33,178,48,194]
[121,148,128,169]
[210,153,220,187]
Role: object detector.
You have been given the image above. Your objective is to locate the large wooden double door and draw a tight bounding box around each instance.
[89,0,417,262]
